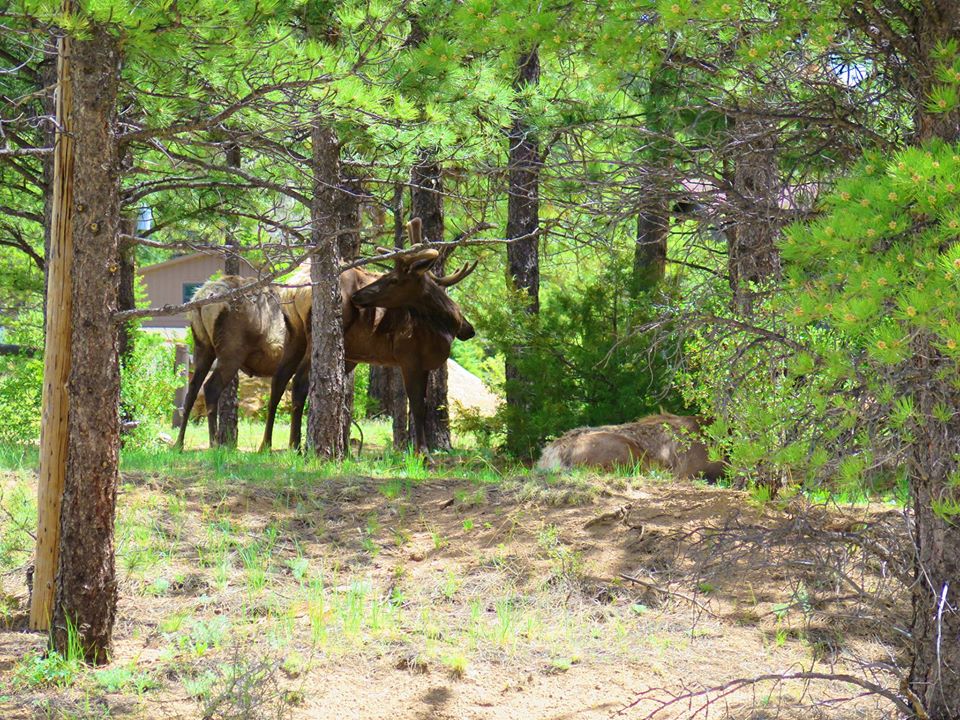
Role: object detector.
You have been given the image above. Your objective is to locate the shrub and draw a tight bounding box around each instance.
[120,332,183,435]
[476,266,690,457]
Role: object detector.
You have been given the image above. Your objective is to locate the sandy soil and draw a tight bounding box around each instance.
[0,468,904,719]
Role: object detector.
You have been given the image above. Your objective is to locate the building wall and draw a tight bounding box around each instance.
[139,254,257,328]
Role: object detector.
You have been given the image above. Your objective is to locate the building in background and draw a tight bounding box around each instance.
[138,253,257,334]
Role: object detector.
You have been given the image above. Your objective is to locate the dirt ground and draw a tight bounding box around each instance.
[0,464,905,719]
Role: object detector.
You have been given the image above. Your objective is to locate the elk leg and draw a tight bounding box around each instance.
[401,367,429,454]
[260,333,307,452]
[174,344,215,450]
[289,357,311,452]
[202,359,240,448]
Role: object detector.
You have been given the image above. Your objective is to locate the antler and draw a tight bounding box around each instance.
[407,217,423,244]
[431,260,478,287]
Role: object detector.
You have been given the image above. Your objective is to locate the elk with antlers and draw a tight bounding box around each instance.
[259,217,478,453]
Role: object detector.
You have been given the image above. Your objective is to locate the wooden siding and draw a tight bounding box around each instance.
[139,254,257,328]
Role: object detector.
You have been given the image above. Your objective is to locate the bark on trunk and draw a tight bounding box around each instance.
[306,122,348,459]
[726,114,781,310]
[116,219,136,364]
[338,171,363,450]
[410,150,451,451]
[505,47,542,458]
[30,13,77,635]
[368,184,408,431]
[633,199,668,294]
[215,142,242,448]
[905,8,960,713]
[49,23,122,663]
[906,340,960,719]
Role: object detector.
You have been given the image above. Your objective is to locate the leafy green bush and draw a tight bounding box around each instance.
[0,343,43,446]
[120,332,182,435]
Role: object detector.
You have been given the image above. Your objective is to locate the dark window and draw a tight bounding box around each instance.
[182,282,203,304]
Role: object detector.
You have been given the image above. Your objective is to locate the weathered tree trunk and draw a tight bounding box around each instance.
[633,200,668,294]
[40,22,121,663]
[504,47,542,458]
[30,12,78,635]
[338,170,363,451]
[215,141,242,448]
[410,150,451,451]
[726,114,781,309]
[306,122,348,460]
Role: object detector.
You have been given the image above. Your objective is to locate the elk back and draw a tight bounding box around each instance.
[188,276,286,378]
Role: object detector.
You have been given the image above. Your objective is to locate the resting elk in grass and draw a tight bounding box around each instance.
[535,413,725,481]
[260,217,477,453]
[172,277,287,450]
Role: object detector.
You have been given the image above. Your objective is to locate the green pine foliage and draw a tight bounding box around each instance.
[478,267,690,457]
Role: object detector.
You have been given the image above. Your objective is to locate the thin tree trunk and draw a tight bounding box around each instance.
[306,122,347,459]
[368,184,407,434]
[338,170,363,451]
[504,47,542,458]
[48,22,121,663]
[116,219,136,364]
[633,200,668,294]
[726,114,781,310]
[40,36,57,329]
[215,141,241,448]
[410,150,451,451]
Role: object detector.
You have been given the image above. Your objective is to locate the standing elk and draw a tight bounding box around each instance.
[535,413,725,481]
[260,217,477,453]
[172,277,288,450]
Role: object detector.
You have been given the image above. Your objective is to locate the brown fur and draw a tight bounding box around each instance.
[535,413,725,481]
[173,277,286,449]
[261,222,476,452]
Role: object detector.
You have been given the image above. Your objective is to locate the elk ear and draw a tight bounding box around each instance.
[409,255,438,275]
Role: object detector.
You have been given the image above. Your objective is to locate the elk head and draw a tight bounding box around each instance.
[351,218,477,340]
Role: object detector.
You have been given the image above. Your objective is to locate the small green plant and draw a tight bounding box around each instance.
[441,653,468,678]
[13,651,81,689]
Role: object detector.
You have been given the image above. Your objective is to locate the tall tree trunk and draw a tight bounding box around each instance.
[504,47,542,458]
[410,150,451,451]
[30,12,77,635]
[633,199,668,294]
[33,20,122,662]
[907,349,960,718]
[726,114,781,310]
[215,142,241,448]
[306,122,347,459]
[368,184,407,436]
[905,7,960,713]
[338,170,363,451]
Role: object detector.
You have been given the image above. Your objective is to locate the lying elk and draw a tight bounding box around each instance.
[172,277,288,450]
[260,217,477,453]
[536,413,725,481]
